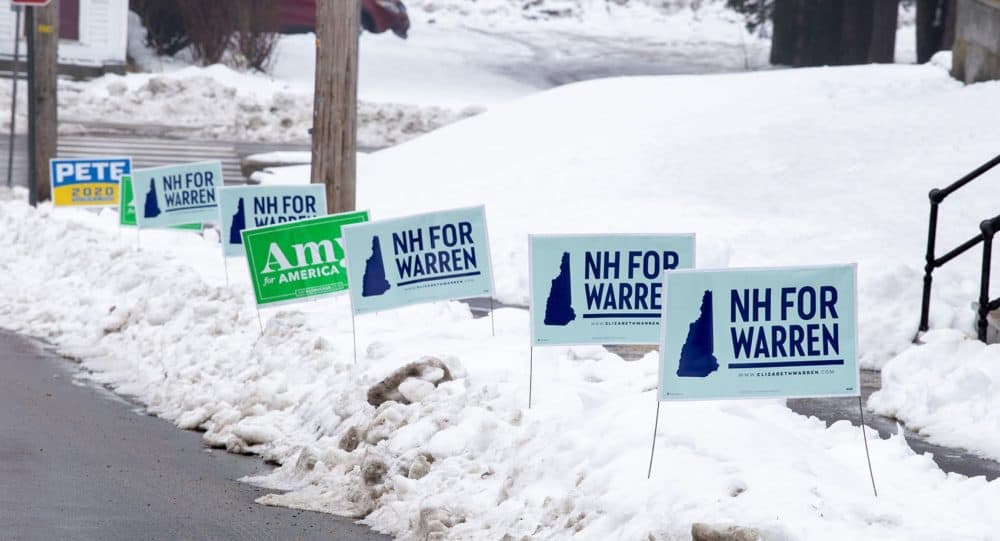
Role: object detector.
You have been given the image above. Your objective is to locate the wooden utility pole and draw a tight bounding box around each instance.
[26,1,58,205]
[311,0,359,214]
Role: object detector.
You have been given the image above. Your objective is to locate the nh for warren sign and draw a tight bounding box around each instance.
[342,206,495,315]
[658,265,858,401]
[529,234,694,346]
[133,161,223,229]
[218,185,327,257]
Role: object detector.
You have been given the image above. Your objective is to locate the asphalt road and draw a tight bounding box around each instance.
[466,27,764,88]
[0,330,389,541]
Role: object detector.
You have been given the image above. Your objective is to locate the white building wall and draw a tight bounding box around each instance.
[0,0,128,68]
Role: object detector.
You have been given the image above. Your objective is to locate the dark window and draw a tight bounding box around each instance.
[59,0,80,41]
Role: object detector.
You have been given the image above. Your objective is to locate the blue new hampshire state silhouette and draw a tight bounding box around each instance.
[143,180,161,218]
[676,290,719,378]
[362,235,391,297]
[229,198,246,245]
[543,252,576,326]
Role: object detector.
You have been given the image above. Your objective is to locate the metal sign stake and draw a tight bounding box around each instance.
[858,396,878,497]
[647,400,661,479]
[527,347,535,409]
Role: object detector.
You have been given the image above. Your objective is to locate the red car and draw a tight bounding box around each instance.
[279,0,409,39]
[362,0,409,39]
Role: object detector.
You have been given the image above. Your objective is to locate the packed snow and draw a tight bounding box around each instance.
[56,66,482,148]
[3,58,1000,539]
[870,330,1000,462]
[4,191,1000,540]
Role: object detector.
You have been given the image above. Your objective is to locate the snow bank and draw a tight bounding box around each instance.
[870,330,1000,461]
[4,187,1000,539]
[54,66,481,147]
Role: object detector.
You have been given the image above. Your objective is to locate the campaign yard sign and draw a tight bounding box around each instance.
[118,176,201,230]
[658,265,858,401]
[343,206,495,315]
[218,185,327,257]
[50,157,130,208]
[133,161,223,228]
[243,210,370,306]
[529,234,695,346]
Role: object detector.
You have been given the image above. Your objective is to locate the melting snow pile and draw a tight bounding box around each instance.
[3,61,1000,539]
[870,330,1000,462]
[54,66,481,147]
[3,192,1000,539]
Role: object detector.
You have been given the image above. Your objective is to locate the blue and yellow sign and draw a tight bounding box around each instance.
[658,265,858,401]
[50,157,131,208]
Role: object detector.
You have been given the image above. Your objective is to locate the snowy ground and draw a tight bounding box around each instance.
[3,59,1000,539]
[869,330,1000,462]
[3,0,772,146]
[1,1,924,150]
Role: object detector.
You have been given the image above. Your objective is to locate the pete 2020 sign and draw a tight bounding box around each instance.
[243,211,370,306]
[133,161,223,228]
[343,206,495,315]
[218,185,327,257]
[530,234,695,345]
[50,157,130,208]
[658,265,858,401]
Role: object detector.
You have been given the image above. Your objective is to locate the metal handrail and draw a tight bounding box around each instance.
[919,154,1000,341]
[975,214,1000,341]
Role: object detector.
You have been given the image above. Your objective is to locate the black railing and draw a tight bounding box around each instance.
[919,154,1000,341]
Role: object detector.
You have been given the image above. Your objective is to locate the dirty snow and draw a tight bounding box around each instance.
[2,192,1000,541]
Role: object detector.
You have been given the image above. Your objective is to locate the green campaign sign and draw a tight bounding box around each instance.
[119,176,200,230]
[242,210,370,306]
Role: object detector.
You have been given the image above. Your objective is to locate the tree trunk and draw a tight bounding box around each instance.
[770,0,899,67]
[868,0,899,63]
[916,0,957,63]
[838,0,873,65]
[311,0,359,215]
